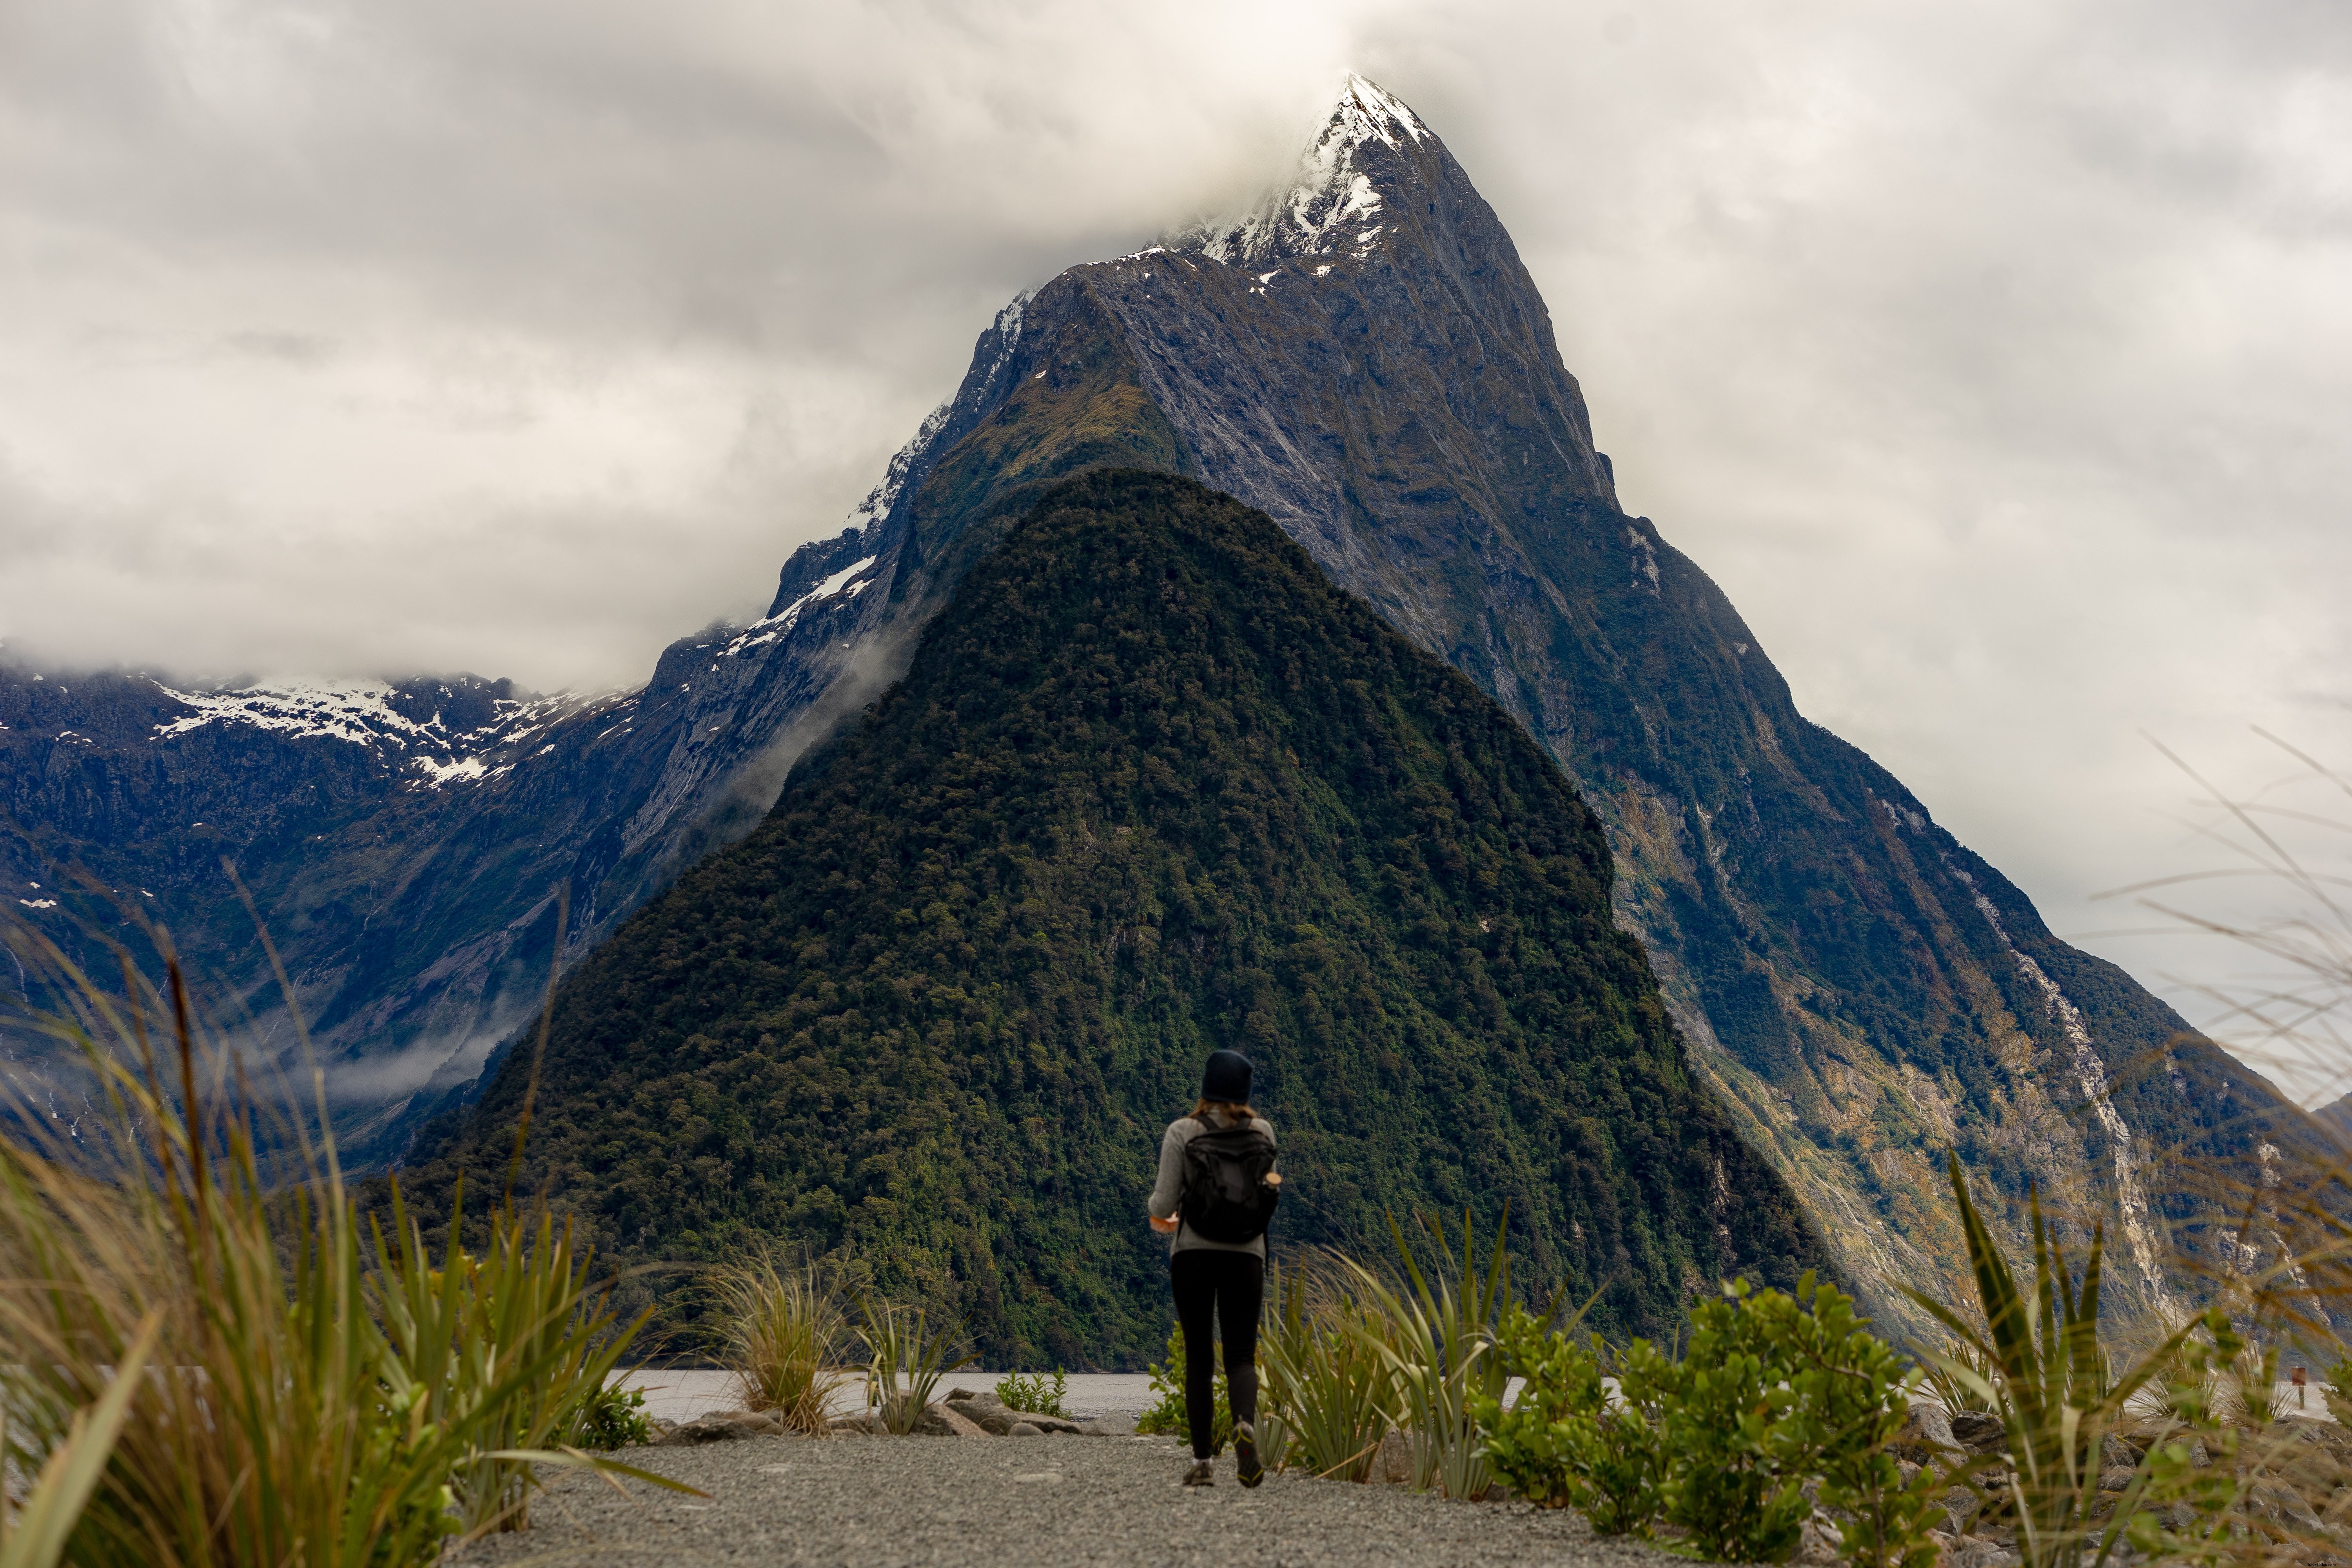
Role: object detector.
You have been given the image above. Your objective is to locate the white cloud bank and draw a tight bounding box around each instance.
[3,0,2348,1098]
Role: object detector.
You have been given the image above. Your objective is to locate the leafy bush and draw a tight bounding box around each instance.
[711,1249,851,1433]
[993,1369,1069,1419]
[1759,1277,1948,1568]
[1473,1305,1662,1532]
[1649,1279,1822,1561]
[566,1383,654,1451]
[1136,1326,1234,1452]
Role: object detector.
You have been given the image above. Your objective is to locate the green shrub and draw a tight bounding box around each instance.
[1472,1305,1662,1532]
[566,1383,654,1451]
[1761,1276,1947,1568]
[1135,1326,1234,1452]
[1650,1279,1818,1561]
[994,1369,1069,1419]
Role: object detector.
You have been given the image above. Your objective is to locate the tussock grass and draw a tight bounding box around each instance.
[709,1247,851,1434]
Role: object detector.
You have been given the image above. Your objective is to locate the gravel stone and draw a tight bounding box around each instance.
[446,1434,1682,1567]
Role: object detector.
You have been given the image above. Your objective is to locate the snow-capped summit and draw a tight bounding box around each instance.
[1193,74,1435,265]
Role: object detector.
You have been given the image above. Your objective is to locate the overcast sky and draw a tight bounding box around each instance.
[5,0,2348,1102]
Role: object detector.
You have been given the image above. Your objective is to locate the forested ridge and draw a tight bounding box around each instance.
[403,471,1823,1365]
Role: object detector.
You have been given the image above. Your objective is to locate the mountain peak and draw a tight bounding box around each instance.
[1188,73,1437,265]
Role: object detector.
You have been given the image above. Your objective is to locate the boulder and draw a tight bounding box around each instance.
[1946,1535,2022,1568]
[906,1406,956,1437]
[1948,1413,2007,1454]
[655,1409,786,1445]
[1377,1428,1413,1484]
[1892,1403,1965,1463]
[946,1398,1016,1436]
[1009,1421,1044,1437]
[1796,1511,1844,1566]
[1018,1414,1086,1435]
[931,1402,988,1438]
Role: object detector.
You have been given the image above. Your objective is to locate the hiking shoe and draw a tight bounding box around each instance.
[1234,1421,1263,1488]
[1182,1458,1215,1488]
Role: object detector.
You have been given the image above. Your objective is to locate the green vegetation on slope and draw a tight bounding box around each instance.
[406,471,1822,1366]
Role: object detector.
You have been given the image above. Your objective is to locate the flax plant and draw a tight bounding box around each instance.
[711,1248,852,1433]
[858,1298,976,1433]
[1906,1156,2194,1568]
[370,1180,660,1533]
[1341,1209,1512,1499]
[0,917,686,1567]
[1258,1257,1395,1480]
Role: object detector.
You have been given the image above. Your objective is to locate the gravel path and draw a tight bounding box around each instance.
[446,1433,1677,1568]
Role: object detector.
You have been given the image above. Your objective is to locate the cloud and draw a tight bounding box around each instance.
[4,0,2348,1095]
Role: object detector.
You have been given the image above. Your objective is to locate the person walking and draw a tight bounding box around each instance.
[1148,1049,1283,1488]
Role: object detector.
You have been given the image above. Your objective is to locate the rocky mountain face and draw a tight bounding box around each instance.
[5,76,2330,1334]
[403,472,1826,1362]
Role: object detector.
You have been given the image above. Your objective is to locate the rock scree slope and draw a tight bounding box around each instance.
[401,471,1826,1365]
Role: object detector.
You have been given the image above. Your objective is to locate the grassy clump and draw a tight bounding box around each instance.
[709,1249,852,1434]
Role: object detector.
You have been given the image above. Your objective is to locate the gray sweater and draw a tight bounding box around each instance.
[1148,1108,1278,1259]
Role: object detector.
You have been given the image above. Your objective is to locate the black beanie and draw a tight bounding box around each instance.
[1201,1049,1252,1103]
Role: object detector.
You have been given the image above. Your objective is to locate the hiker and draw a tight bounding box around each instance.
[1148,1048,1283,1488]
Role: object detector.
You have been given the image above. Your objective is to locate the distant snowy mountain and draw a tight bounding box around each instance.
[0,515,894,1164]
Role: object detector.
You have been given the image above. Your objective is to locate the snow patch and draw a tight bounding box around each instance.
[1188,74,1429,264]
[149,678,579,788]
[723,555,880,657]
[414,756,490,788]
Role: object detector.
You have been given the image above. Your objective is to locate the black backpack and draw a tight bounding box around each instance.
[1178,1118,1280,1244]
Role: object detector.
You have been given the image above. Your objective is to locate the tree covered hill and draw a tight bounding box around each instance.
[403,472,1824,1366]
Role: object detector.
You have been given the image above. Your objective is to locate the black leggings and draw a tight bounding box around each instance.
[1170,1249,1261,1459]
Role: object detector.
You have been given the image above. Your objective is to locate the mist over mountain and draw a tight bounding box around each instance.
[5,77,2333,1337]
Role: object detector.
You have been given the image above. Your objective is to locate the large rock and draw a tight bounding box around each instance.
[932,1402,988,1438]
[1891,1402,1965,1463]
[946,1397,1016,1436]
[655,1408,787,1445]
[1949,1413,2007,1454]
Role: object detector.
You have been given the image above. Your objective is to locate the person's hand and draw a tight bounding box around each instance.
[1149,1212,1180,1234]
